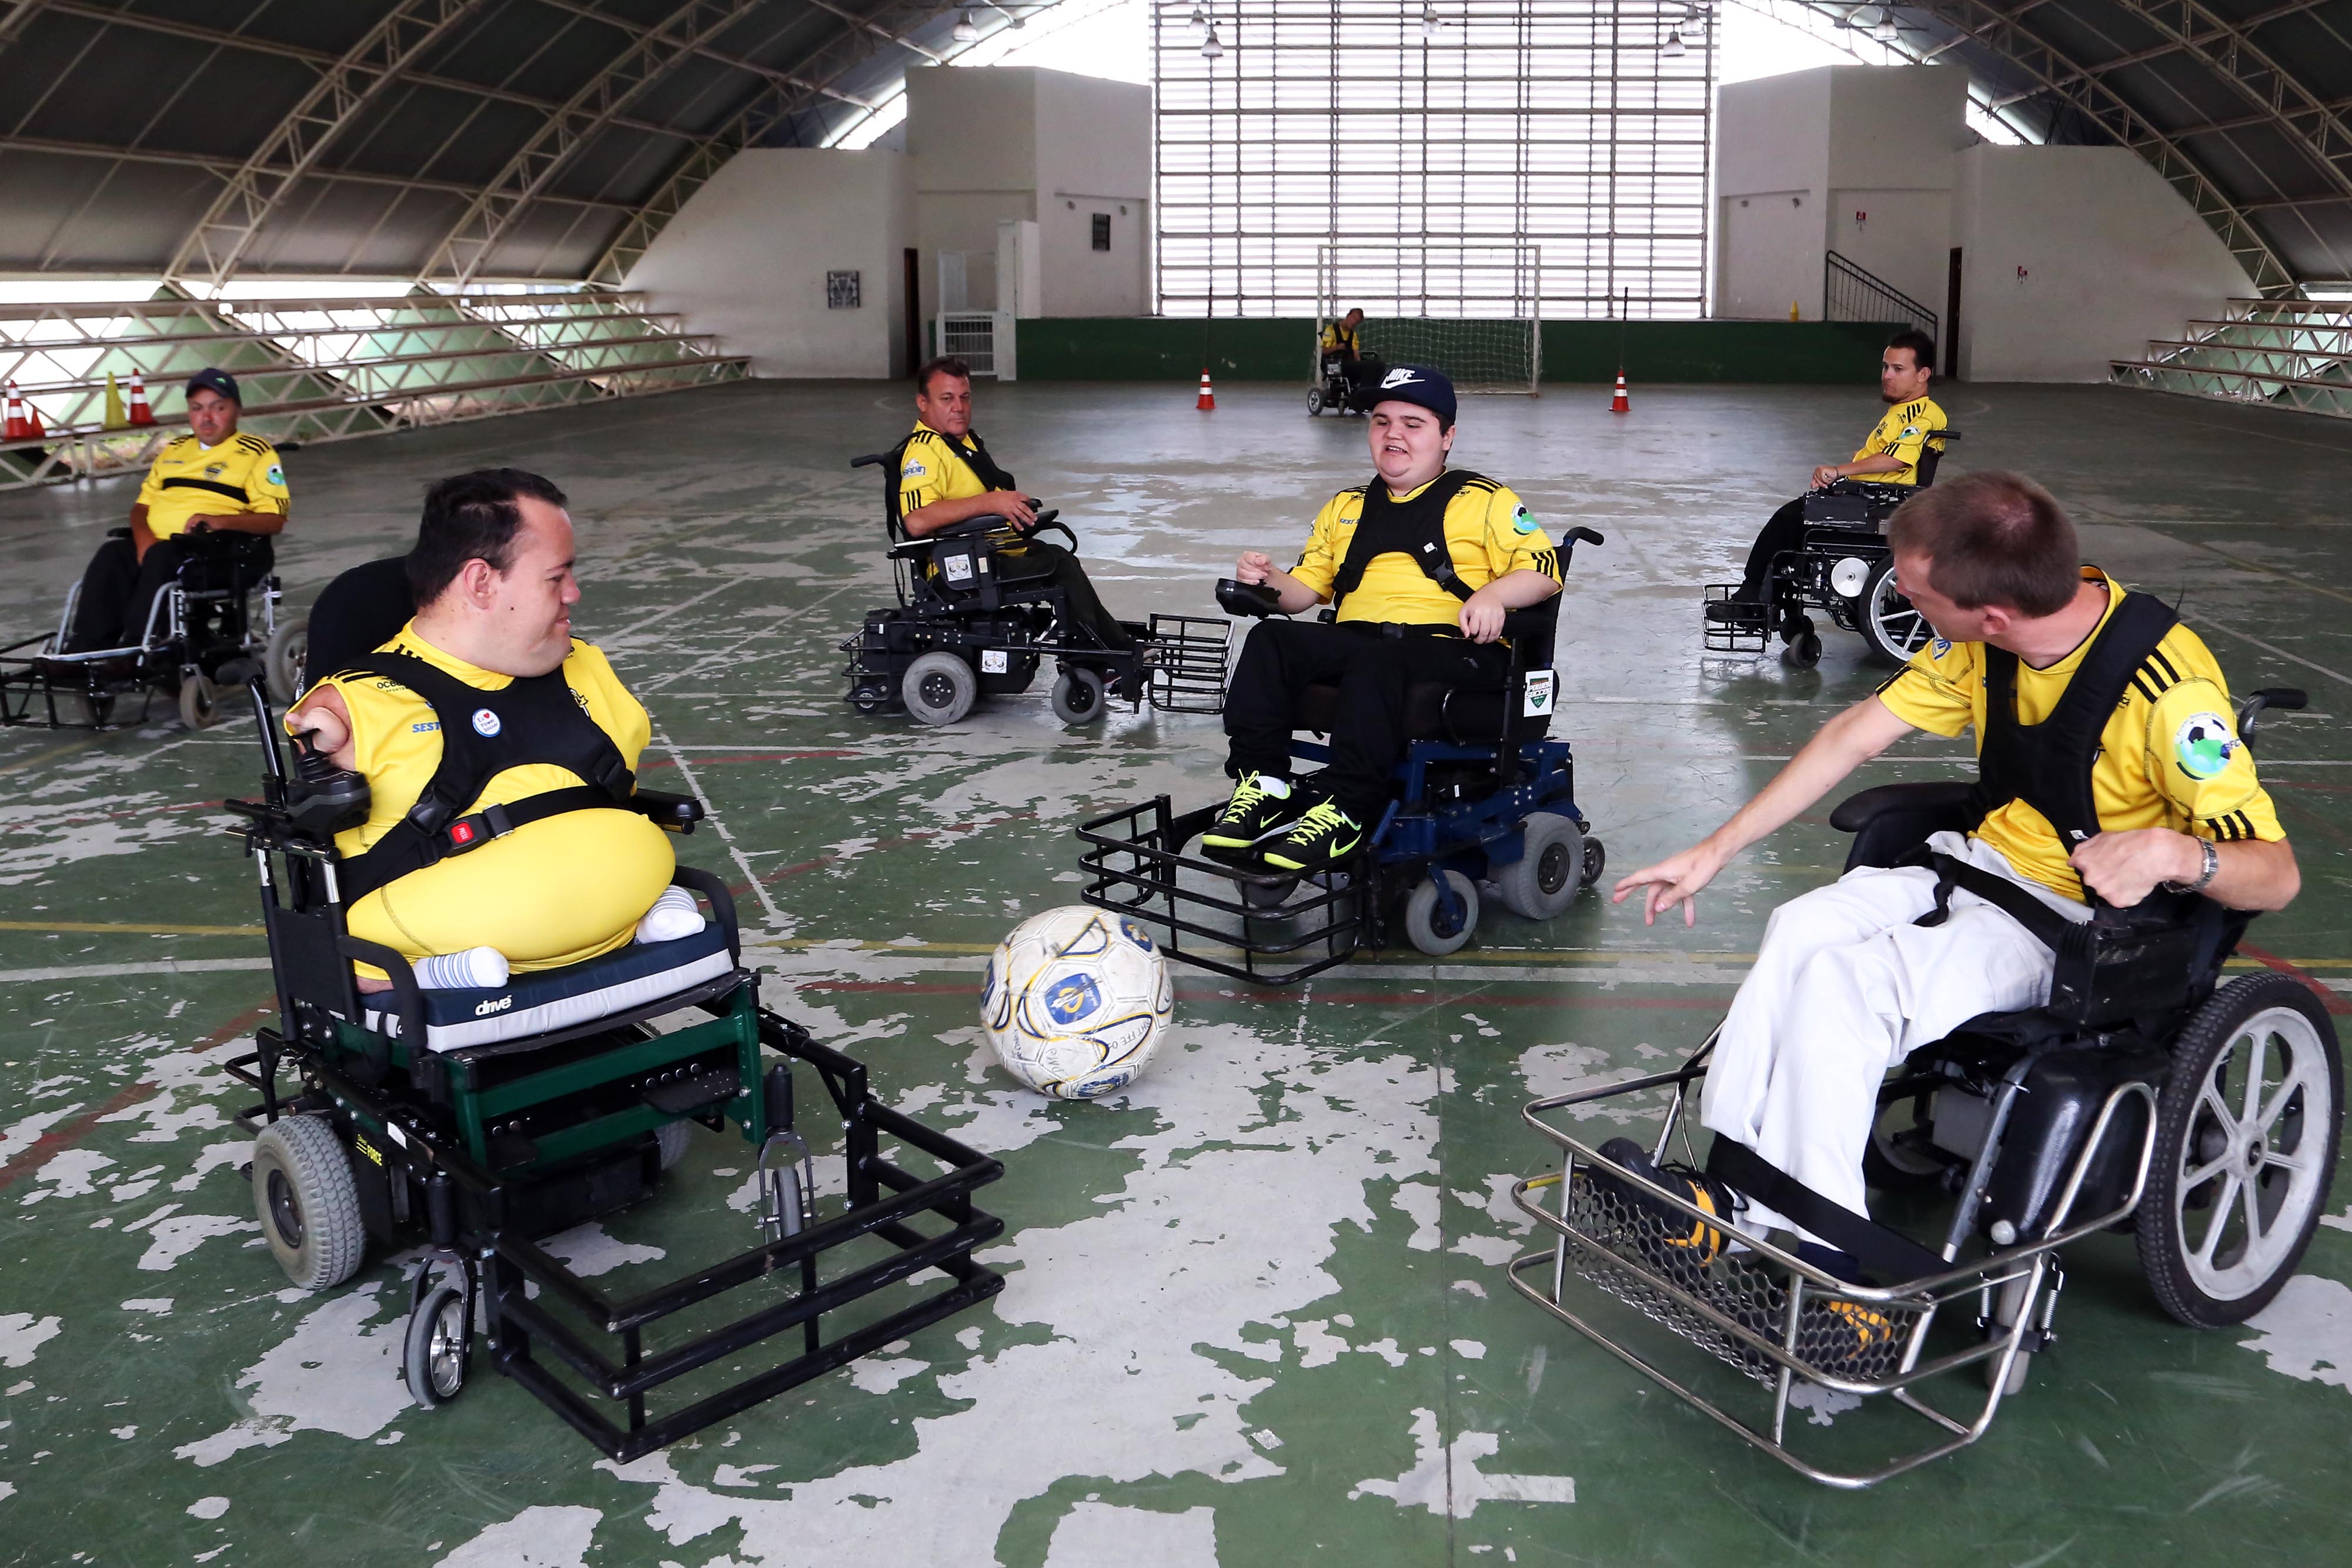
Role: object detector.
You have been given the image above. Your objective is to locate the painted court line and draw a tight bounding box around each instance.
[2181,609,2352,690]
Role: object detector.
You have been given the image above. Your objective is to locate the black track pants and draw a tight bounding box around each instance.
[999,540,1134,651]
[1733,497,1809,603]
[1223,618,1509,815]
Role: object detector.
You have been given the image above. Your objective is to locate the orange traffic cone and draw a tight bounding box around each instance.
[2,382,25,441]
[1610,371,1630,414]
[127,371,155,427]
[23,398,42,439]
[1196,369,1216,411]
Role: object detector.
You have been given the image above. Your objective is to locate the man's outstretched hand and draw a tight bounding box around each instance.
[1612,842,1728,927]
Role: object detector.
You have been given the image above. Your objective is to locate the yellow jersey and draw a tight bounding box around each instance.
[1321,323,1361,356]
[897,422,998,517]
[1851,396,1947,486]
[1289,473,1563,628]
[1875,570,2283,899]
[135,431,289,539]
[313,624,676,974]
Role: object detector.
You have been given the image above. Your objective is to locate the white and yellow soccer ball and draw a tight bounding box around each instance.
[981,905,1172,1100]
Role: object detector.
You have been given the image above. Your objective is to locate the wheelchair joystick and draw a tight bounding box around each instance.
[285,728,372,842]
[1216,577,1287,619]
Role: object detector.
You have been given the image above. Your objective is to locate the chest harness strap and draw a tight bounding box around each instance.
[332,650,636,905]
[1326,469,1485,613]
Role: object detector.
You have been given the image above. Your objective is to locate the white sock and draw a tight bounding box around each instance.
[1247,772,1291,798]
[635,885,704,944]
[413,945,509,991]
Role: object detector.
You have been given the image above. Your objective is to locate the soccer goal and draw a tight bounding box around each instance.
[1314,242,1542,396]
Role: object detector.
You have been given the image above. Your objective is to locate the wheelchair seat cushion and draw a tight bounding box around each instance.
[363,921,734,1052]
[1295,680,1545,743]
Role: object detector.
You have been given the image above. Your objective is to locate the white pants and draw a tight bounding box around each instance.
[1699,832,2089,1242]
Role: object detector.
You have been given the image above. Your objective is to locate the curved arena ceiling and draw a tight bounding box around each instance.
[0,0,2344,295]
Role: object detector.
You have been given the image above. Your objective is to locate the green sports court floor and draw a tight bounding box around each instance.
[0,377,2347,1567]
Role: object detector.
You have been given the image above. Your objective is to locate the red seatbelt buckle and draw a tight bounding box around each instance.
[447,820,477,848]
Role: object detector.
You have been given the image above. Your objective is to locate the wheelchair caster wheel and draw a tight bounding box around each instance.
[1780,631,1822,670]
[1237,874,1297,911]
[1579,835,1606,890]
[403,1285,472,1409]
[901,651,977,726]
[1403,870,1478,958]
[1307,387,1325,416]
[178,671,220,730]
[265,617,308,704]
[1051,666,1107,726]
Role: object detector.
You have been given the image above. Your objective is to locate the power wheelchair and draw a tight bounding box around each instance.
[1703,432,1960,670]
[1078,528,1608,984]
[841,447,1231,727]
[1506,687,2338,1487]
[1307,350,1384,417]
[219,686,1003,1459]
[1,528,303,730]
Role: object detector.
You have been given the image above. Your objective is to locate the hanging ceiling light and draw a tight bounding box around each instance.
[1873,6,1900,39]
[1422,3,1441,39]
[1200,22,1224,58]
[1188,4,1207,39]
[1662,24,1685,56]
[951,7,979,41]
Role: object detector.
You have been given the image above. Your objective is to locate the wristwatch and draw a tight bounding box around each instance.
[2165,837,2220,894]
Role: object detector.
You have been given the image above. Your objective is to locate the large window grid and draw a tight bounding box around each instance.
[1154,0,1715,320]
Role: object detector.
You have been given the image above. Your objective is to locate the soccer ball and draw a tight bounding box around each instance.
[981,906,1172,1100]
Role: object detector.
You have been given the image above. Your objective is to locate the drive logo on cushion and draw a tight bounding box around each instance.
[472,707,502,737]
[473,995,512,1018]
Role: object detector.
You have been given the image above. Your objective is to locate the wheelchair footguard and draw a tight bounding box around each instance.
[219,689,1003,1459]
[843,605,1231,726]
[1507,1038,2158,1488]
[1076,735,1603,986]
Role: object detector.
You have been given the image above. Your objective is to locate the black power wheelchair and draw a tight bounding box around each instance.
[1079,529,1608,984]
[1307,349,1384,418]
[1507,688,2339,1487]
[841,447,1231,727]
[1703,432,1960,670]
[1,529,303,730]
[219,686,1003,1459]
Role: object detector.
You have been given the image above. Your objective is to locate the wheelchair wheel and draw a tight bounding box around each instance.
[1780,630,1822,670]
[654,1117,694,1172]
[1307,387,1325,416]
[1493,812,1583,921]
[178,671,219,731]
[901,651,977,727]
[402,1286,471,1409]
[1051,666,1107,726]
[1863,1081,1946,1193]
[1860,558,1932,667]
[1403,871,1479,958]
[1579,836,1606,890]
[1236,873,1297,911]
[251,1116,366,1292]
[2136,972,2343,1328]
[265,617,306,704]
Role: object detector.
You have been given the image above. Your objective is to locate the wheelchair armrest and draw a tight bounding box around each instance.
[1023,516,1076,552]
[107,526,131,540]
[1217,578,1288,618]
[335,934,426,1052]
[2238,686,2306,750]
[1831,781,1976,872]
[669,864,741,966]
[629,788,703,834]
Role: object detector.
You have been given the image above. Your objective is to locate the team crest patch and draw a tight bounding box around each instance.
[1899,426,1919,440]
[1930,637,1952,656]
[471,707,502,738]
[1512,504,1539,534]
[900,459,928,479]
[203,463,224,478]
[266,463,283,486]
[2173,712,2239,780]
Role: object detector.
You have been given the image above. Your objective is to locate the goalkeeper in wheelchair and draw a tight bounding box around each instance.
[1535,470,2337,1480]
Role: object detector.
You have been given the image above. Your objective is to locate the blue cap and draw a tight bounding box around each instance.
[186,367,241,404]
[1368,364,1455,426]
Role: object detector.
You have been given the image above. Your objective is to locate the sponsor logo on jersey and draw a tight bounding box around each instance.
[203,463,224,478]
[900,459,929,479]
[1379,367,1422,389]
[410,720,441,733]
[2173,711,2239,780]
[1043,972,1102,1025]
[471,707,502,737]
[1930,637,1953,656]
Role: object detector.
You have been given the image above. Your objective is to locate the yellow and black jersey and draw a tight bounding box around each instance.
[896,422,995,517]
[1320,322,1361,357]
[1290,473,1562,628]
[1876,569,2284,899]
[1851,396,1947,485]
[307,624,674,975]
[135,430,288,539]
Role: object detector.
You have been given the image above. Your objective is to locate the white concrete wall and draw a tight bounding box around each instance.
[1953,145,2254,382]
[621,148,914,378]
[1715,70,1832,319]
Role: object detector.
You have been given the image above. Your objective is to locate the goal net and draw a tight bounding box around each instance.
[1314,242,1541,396]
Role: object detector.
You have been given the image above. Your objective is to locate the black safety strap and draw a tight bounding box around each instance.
[337,785,629,904]
[1704,1138,1945,1285]
[1328,469,1482,609]
[1913,850,2078,951]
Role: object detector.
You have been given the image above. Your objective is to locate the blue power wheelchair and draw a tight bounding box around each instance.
[1507,687,2339,1487]
[1078,527,1608,984]
[1704,432,1961,669]
[1,529,302,730]
[841,445,1231,727]
[218,684,1003,1459]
